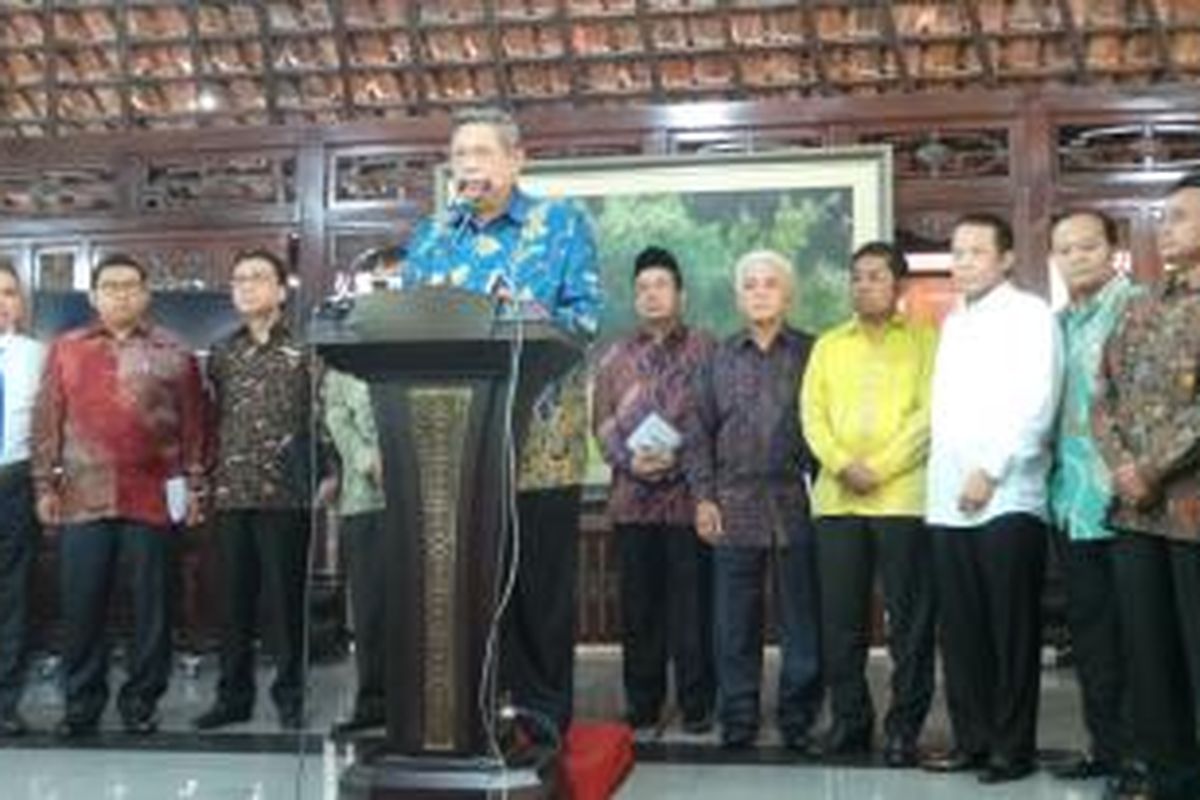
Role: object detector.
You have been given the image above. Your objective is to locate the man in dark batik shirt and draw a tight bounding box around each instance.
[34,254,208,737]
[194,250,313,732]
[684,249,820,751]
[1093,173,1200,800]
[593,246,716,738]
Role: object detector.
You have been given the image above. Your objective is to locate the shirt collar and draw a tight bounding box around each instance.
[451,186,533,228]
[83,317,153,340]
[635,321,688,346]
[736,323,796,352]
[235,317,291,346]
[505,187,533,224]
[847,312,906,335]
[1064,273,1129,323]
[964,279,1015,314]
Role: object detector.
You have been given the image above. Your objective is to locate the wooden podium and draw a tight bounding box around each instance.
[311,288,582,799]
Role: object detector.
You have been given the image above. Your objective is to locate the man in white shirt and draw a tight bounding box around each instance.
[0,263,46,737]
[922,214,1061,784]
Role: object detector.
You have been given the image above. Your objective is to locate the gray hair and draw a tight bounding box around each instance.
[733,249,796,297]
[451,106,521,151]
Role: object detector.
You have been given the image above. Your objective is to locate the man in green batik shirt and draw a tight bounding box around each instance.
[320,367,387,735]
[1046,209,1141,784]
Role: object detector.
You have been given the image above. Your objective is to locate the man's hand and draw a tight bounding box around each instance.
[958,468,997,515]
[838,461,880,495]
[631,449,675,480]
[366,452,384,487]
[185,490,206,528]
[695,500,724,544]
[1113,462,1152,507]
[316,475,340,508]
[36,492,61,528]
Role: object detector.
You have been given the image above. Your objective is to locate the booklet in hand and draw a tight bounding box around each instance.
[625,412,682,454]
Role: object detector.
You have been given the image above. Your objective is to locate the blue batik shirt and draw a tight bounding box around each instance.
[404,187,602,490]
[404,187,601,338]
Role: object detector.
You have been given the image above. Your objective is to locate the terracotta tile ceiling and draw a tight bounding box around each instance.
[1,0,1199,136]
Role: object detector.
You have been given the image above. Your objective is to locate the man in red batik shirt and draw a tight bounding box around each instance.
[33,254,207,737]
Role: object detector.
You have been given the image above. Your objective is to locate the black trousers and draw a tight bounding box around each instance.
[712,537,821,739]
[59,519,172,722]
[341,511,385,716]
[615,523,714,724]
[0,463,36,714]
[932,513,1046,762]
[1052,532,1126,763]
[213,509,311,712]
[502,486,581,733]
[814,515,935,743]
[1111,531,1200,787]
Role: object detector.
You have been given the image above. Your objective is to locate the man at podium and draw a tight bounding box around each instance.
[403,106,602,747]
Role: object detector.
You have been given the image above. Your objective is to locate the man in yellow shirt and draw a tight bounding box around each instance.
[799,241,937,767]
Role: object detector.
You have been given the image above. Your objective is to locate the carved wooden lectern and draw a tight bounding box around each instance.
[311,288,582,799]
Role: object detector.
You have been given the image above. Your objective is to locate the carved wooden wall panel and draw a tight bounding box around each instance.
[3,83,1200,642]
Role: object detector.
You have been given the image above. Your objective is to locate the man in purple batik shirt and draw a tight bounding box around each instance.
[593,246,716,739]
[684,249,820,752]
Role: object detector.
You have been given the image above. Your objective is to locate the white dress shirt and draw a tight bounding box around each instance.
[0,332,46,467]
[926,281,1062,528]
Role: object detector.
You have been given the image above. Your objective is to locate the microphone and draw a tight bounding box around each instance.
[487,271,512,300]
[448,178,493,211]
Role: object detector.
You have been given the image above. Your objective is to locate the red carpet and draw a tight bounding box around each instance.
[560,721,635,799]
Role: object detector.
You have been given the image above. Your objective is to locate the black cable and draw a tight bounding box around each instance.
[478,285,527,792]
[292,339,321,800]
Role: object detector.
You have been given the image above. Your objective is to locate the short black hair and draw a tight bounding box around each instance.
[953,212,1014,254]
[851,241,909,280]
[1168,171,1200,197]
[633,246,683,290]
[231,248,288,285]
[91,253,147,288]
[1051,209,1120,247]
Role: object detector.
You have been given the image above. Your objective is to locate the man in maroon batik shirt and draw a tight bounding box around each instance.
[593,246,716,739]
[33,254,207,737]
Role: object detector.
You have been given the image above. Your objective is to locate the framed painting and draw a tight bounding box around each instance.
[516,146,893,340]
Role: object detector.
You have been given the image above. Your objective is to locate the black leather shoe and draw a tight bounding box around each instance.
[782,730,816,754]
[0,710,27,737]
[331,710,384,736]
[978,755,1036,784]
[815,724,872,757]
[1053,755,1118,780]
[921,748,988,773]
[1102,761,1152,800]
[122,708,160,735]
[681,710,714,735]
[55,715,99,738]
[192,703,252,730]
[882,736,919,768]
[720,727,757,750]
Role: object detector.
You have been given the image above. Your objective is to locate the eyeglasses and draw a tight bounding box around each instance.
[230,273,277,288]
[95,280,145,296]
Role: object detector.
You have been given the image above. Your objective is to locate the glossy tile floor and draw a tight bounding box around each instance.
[0,647,1110,799]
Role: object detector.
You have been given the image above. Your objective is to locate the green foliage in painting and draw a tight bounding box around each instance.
[581,187,854,344]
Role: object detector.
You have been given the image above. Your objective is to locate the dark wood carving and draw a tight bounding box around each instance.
[4,73,1200,644]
